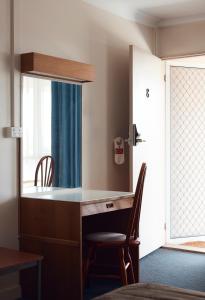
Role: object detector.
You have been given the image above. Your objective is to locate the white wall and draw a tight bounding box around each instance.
[15,0,155,192]
[157,20,205,58]
[0,0,19,298]
[0,0,18,249]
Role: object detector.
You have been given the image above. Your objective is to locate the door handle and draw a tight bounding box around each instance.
[136,138,146,144]
[125,124,146,146]
[133,124,146,146]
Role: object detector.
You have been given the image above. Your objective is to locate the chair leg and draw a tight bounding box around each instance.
[130,244,139,283]
[37,260,42,300]
[118,247,128,285]
[135,245,139,283]
[83,245,95,287]
[125,246,135,284]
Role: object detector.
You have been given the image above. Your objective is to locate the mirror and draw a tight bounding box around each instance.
[22,75,82,190]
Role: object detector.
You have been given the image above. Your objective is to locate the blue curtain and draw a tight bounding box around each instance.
[51,82,82,187]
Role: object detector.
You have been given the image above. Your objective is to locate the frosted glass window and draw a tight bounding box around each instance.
[170,66,205,238]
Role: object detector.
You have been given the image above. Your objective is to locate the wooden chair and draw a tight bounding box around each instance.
[34,155,54,187]
[84,163,147,286]
[0,247,43,300]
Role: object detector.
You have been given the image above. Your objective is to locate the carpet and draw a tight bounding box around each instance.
[85,248,205,299]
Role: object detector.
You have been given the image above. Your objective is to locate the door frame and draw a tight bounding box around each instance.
[165,56,205,244]
[129,45,134,192]
[165,60,172,244]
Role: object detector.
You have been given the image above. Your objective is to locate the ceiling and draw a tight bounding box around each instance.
[83,0,205,27]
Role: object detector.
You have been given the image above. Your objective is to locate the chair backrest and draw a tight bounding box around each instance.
[34,155,54,187]
[126,163,147,243]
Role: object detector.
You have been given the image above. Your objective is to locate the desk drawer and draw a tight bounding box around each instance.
[81,198,133,216]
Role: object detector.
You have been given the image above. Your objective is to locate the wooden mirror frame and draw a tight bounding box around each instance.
[21,52,95,83]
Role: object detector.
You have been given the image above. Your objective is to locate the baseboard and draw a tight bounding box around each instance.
[0,284,21,300]
[163,244,205,254]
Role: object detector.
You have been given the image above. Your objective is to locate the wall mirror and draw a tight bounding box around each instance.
[21,75,82,191]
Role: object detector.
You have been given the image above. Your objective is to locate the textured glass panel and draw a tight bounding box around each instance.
[170,66,205,238]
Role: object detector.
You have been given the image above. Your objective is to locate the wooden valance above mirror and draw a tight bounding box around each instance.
[21,52,95,83]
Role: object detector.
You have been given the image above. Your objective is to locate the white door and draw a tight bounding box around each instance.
[129,45,165,258]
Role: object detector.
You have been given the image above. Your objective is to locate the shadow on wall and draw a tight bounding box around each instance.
[83,2,154,191]
[0,198,18,248]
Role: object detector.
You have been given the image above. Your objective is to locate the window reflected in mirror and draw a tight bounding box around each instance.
[22,75,82,190]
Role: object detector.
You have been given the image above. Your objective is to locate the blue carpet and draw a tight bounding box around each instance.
[140,248,205,291]
[84,248,205,299]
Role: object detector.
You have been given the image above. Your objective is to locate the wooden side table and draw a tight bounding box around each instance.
[0,247,43,300]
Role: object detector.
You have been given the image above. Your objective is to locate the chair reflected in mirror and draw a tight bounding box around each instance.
[34,155,54,187]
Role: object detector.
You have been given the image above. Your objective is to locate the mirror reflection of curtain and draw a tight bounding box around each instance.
[23,76,51,186]
[51,82,82,188]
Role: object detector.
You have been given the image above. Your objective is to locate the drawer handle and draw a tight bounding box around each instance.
[106,203,114,209]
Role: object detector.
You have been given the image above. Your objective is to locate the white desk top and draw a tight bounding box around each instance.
[21,187,134,204]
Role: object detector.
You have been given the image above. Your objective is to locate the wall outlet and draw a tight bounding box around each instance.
[4,127,23,138]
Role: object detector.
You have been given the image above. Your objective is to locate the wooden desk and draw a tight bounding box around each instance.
[20,188,134,300]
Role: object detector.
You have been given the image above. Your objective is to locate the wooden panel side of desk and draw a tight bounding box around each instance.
[20,197,82,300]
[20,198,80,241]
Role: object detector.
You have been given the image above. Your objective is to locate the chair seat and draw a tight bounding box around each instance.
[85,232,126,243]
